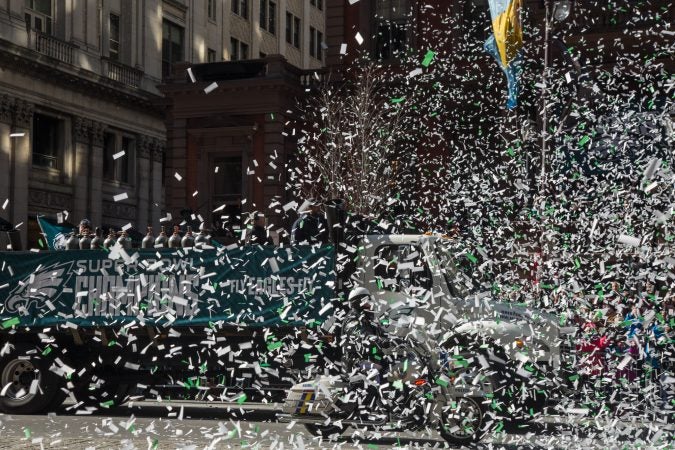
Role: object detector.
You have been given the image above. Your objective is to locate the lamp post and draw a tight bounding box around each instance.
[540,0,572,195]
[536,0,574,288]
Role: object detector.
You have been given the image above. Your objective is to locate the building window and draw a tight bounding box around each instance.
[260,0,276,35]
[207,0,217,21]
[232,0,248,19]
[374,0,409,60]
[293,16,301,48]
[207,48,217,62]
[214,157,242,198]
[309,27,323,60]
[109,13,120,61]
[230,38,249,60]
[259,51,266,58]
[103,132,134,184]
[310,0,323,11]
[32,113,61,169]
[24,0,52,34]
[285,12,292,44]
[286,12,300,48]
[230,38,238,60]
[162,20,184,78]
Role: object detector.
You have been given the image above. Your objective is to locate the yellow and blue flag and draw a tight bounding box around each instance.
[484,0,523,109]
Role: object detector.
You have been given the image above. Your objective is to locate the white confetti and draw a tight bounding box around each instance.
[617,234,641,247]
[204,82,218,94]
[113,192,128,202]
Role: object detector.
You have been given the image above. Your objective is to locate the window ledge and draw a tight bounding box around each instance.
[232,12,250,22]
[31,164,60,174]
[102,179,134,191]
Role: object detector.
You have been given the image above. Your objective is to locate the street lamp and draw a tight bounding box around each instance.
[540,0,573,194]
[537,0,574,278]
[552,1,572,22]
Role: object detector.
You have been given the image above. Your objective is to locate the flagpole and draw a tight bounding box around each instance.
[541,0,550,196]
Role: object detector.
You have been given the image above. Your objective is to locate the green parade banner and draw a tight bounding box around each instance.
[0,246,336,329]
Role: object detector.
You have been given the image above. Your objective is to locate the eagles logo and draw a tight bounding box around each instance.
[4,261,74,314]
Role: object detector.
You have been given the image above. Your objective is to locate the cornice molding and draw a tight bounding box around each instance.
[0,94,12,124]
[0,40,164,118]
[137,134,153,159]
[13,98,34,128]
[73,116,93,143]
[151,138,166,162]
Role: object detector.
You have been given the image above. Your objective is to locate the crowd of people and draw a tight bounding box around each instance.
[211,199,330,247]
[550,281,674,410]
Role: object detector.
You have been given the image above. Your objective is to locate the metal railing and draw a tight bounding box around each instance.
[31,29,76,65]
[299,69,330,87]
[103,58,143,88]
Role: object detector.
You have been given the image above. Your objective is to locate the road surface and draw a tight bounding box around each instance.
[0,400,671,449]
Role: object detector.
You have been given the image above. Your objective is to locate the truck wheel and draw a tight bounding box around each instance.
[0,343,59,414]
[46,388,68,412]
[304,423,347,438]
[439,397,486,445]
[73,376,130,409]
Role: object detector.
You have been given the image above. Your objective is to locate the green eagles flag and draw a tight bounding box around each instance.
[36,215,73,250]
[0,246,335,328]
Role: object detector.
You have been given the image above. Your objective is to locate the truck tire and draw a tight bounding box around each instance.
[439,397,486,445]
[72,376,130,409]
[0,343,59,414]
[304,423,347,438]
[46,388,68,412]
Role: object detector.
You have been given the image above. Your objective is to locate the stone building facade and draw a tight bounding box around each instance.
[0,0,327,249]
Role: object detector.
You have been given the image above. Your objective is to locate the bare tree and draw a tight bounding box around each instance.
[291,65,414,217]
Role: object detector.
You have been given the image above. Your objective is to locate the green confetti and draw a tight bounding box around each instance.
[23,427,31,439]
[304,353,312,362]
[267,341,283,351]
[578,135,590,147]
[38,238,44,248]
[421,49,436,67]
[466,253,478,264]
[42,346,52,356]
[152,438,159,450]
[495,421,504,433]
[435,377,449,387]
[390,97,405,104]
[100,400,115,408]
[237,393,247,405]
[2,317,19,329]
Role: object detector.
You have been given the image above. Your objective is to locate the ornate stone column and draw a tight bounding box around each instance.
[89,120,105,228]
[72,116,92,225]
[10,99,34,248]
[150,138,164,231]
[0,95,12,221]
[136,135,152,231]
